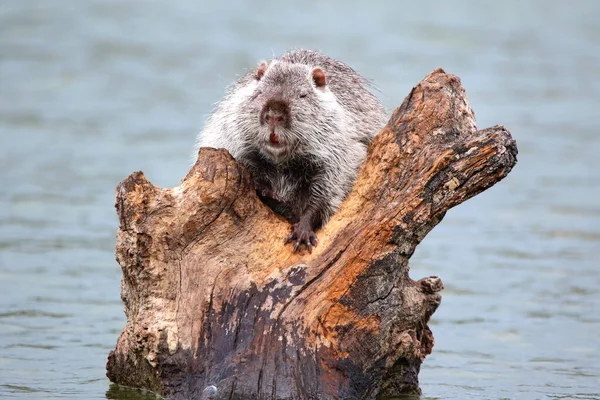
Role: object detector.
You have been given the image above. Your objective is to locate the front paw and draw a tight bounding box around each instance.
[286,221,319,253]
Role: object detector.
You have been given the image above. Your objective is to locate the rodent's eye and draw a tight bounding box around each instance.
[299,93,308,98]
[250,89,262,101]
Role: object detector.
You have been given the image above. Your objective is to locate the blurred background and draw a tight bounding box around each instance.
[0,0,598,399]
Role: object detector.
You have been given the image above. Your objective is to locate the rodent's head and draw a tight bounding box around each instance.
[239,60,341,164]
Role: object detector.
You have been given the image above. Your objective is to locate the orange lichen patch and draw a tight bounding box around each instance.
[320,303,381,339]
[320,303,359,336]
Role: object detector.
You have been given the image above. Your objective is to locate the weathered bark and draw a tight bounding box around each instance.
[106,68,517,400]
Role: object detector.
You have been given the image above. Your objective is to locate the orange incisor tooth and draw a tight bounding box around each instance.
[270,131,280,144]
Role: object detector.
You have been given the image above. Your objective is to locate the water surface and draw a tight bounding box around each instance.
[1,1,599,399]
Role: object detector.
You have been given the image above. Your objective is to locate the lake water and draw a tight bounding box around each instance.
[1,1,598,399]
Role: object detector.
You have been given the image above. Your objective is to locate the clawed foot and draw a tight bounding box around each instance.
[285,220,318,253]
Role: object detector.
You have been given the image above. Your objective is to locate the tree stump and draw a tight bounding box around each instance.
[106,68,517,399]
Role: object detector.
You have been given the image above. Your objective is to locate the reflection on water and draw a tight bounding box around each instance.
[105,384,164,400]
[1,0,599,399]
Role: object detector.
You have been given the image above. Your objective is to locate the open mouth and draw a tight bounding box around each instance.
[268,130,284,147]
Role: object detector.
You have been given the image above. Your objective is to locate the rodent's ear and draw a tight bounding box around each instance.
[255,61,268,80]
[312,68,327,89]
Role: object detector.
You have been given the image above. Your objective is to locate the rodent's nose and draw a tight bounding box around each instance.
[261,99,290,128]
[264,112,285,126]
